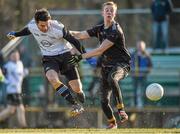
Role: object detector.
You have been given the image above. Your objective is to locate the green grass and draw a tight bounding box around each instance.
[0,129,179,134]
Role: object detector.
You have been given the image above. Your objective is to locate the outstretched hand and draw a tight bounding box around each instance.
[68,54,83,65]
[7,31,16,40]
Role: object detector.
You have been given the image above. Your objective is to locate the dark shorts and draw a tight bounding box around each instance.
[42,52,80,81]
[100,62,130,98]
[7,94,23,106]
[101,62,130,79]
[101,63,130,89]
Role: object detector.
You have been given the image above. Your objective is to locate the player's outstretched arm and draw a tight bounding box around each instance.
[82,39,114,59]
[70,31,90,40]
[68,39,114,66]
[7,27,31,40]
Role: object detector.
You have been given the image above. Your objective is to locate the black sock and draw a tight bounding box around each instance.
[101,101,114,120]
[56,85,77,105]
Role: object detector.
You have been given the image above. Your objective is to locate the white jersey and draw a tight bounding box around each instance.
[4,61,24,94]
[28,19,73,56]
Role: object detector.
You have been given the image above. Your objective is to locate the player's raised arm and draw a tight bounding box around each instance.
[7,27,31,40]
[70,30,90,40]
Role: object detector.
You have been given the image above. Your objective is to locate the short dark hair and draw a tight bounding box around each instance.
[34,8,51,23]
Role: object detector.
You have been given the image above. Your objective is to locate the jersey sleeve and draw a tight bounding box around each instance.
[86,26,99,37]
[63,27,86,54]
[27,19,36,34]
[14,27,31,37]
[56,21,65,31]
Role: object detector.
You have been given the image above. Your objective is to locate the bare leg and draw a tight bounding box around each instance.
[69,79,85,103]
[16,104,27,128]
[0,105,16,122]
[46,69,77,105]
[46,69,84,116]
[69,79,83,93]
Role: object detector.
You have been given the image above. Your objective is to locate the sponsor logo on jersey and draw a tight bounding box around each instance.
[40,40,52,47]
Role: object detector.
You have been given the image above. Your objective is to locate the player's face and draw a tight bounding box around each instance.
[137,41,146,52]
[37,20,49,33]
[102,5,117,22]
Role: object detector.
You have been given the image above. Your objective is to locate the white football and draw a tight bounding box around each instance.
[146,83,164,101]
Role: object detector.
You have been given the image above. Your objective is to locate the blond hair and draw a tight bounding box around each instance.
[102,1,117,11]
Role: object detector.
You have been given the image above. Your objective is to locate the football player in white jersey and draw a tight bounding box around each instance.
[0,50,27,127]
[7,8,85,116]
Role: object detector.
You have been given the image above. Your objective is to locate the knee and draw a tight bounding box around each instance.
[108,70,124,84]
[46,73,58,85]
[8,106,16,115]
[107,75,118,86]
[19,105,25,112]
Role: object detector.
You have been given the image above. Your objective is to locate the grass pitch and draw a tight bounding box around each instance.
[0,128,179,134]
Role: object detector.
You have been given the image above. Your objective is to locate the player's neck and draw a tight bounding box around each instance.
[104,20,114,29]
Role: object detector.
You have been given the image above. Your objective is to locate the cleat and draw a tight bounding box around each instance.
[70,104,84,117]
[106,123,117,129]
[76,92,85,103]
[118,110,128,123]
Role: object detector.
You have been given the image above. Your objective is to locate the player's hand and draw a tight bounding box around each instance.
[68,54,82,65]
[86,57,97,67]
[7,31,16,40]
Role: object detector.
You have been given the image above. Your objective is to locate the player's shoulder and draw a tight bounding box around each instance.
[112,22,124,34]
[4,61,14,69]
[89,23,103,32]
[28,19,36,26]
[94,23,104,29]
[27,19,37,30]
[96,23,104,27]
[50,20,64,30]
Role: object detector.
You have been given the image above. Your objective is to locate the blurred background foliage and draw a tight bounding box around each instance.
[0,0,180,49]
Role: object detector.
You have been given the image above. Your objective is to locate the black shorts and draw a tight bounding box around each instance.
[100,62,130,100]
[42,52,80,81]
[101,62,130,78]
[101,62,130,90]
[7,94,23,106]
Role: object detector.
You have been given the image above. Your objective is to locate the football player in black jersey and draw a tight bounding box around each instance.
[69,1,131,128]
